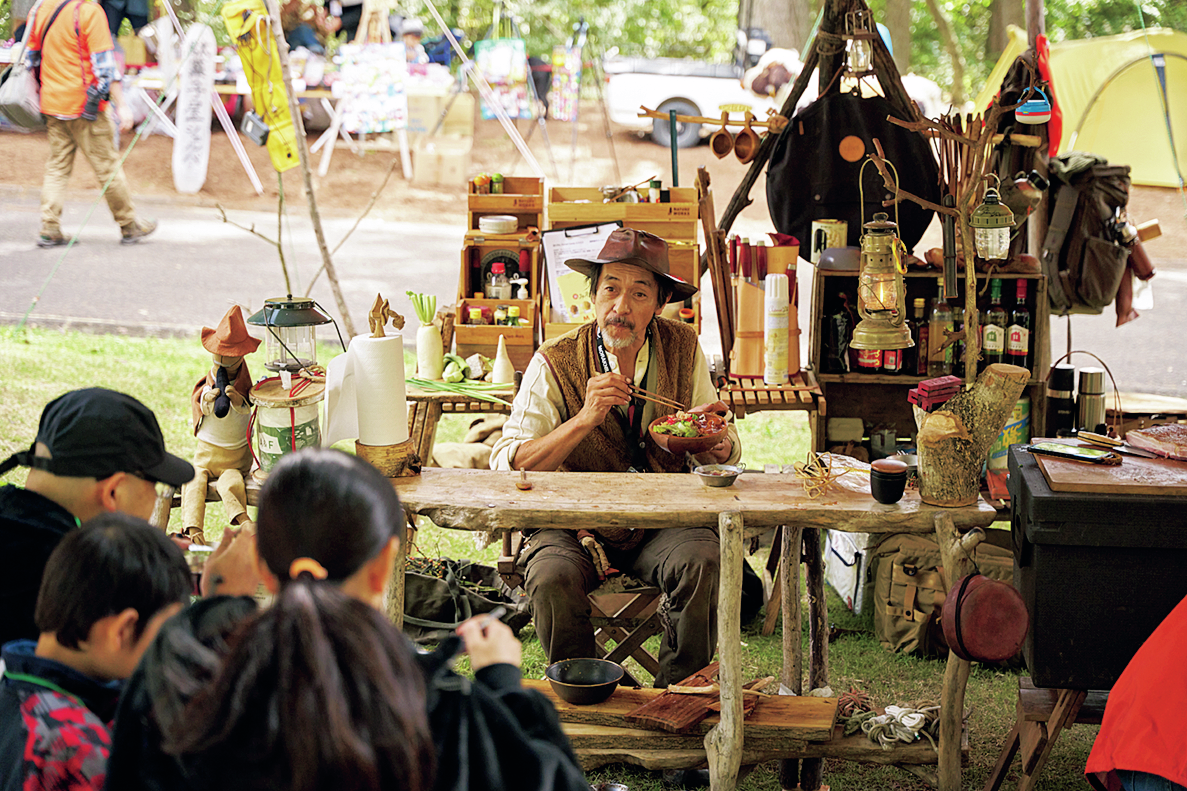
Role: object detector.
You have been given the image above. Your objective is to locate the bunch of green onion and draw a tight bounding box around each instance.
[407,291,436,326]
[406,377,512,406]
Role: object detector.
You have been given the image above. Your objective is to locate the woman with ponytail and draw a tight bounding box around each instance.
[104,448,587,791]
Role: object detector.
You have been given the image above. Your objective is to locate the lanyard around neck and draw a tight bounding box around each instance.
[594,323,653,467]
[4,670,85,707]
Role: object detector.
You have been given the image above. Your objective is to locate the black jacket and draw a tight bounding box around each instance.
[105,597,589,791]
[0,485,78,646]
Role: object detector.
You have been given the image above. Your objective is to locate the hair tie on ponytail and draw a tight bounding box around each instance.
[289,557,329,581]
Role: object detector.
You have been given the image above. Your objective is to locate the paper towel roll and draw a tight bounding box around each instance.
[322,334,409,447]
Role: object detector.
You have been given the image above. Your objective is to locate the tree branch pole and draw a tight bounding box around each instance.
[263,0,356,338]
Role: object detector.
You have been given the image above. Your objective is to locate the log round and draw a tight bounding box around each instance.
[914,364,1030,507]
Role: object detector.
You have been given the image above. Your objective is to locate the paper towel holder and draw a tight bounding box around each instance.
[356,437,421,478]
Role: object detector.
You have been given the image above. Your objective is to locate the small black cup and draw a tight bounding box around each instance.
[870,470,907,504]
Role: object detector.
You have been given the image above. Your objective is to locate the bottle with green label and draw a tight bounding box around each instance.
[981,278,1008,372]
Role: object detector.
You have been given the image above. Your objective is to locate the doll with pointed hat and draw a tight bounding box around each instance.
[180,306,261,544]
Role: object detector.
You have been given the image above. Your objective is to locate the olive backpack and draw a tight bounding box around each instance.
[870,531,1014,658]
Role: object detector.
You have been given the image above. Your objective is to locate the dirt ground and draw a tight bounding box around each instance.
[1,100,1182,253]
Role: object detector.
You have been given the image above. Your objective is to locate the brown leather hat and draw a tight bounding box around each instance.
[564,227,698,304]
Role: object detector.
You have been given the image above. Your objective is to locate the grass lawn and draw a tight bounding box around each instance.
[0,327,1098,790]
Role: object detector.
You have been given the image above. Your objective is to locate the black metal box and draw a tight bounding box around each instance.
[1009,446,1187,689]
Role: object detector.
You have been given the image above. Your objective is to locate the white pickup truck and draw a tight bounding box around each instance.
[603,56,778,148]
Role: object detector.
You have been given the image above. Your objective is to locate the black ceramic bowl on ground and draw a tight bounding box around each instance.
[545,658,624,705]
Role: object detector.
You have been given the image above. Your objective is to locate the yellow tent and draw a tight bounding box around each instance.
[977,26,1187,188]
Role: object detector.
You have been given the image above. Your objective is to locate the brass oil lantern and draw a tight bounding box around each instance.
[850,212,914,351]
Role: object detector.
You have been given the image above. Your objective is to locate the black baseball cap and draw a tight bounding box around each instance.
[0,388,194,487]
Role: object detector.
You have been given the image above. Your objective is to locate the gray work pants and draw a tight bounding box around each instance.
[522,527,719,688]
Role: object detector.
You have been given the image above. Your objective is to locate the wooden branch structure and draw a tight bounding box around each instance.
[934,513,984,791]
[913,363,1029,506]
[705,511,744,790]
[716,0,922,237]
[696,168,735,361]
[638,106,789,131]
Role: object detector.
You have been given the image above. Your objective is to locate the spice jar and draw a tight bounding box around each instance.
[508,305,521,325]
[491,173,504,194]
[468,307,484,325]
[494,304,509,326]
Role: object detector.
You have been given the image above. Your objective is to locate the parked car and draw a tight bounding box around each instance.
[603,55,778,148]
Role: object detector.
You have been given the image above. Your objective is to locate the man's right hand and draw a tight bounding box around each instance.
[199,387,218,416]
[456,615,522,671]
[576,372,632,428]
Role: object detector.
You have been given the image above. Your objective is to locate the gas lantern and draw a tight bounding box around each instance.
[843,10,875,75]
[849,212,914,351]
[247,295,334,372]
[970,178,1016,261]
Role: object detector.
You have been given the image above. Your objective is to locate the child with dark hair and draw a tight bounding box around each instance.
[0,513,191,791]
[105,448,589,791]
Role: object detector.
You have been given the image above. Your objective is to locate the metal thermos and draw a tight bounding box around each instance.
[1077,367,1107,433]
[1046,364,1077,437]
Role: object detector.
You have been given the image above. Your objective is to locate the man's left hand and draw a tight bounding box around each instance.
[689,400,732,464]
[117,105,133,132]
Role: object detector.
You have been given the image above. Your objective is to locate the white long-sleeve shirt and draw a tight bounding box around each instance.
[490,333,741,471]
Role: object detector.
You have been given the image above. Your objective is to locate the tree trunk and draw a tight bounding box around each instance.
[988,0,1025,60]
[923,0,967,105]
[914,363,1030,506]
[885,0,912,74]
[749,0,814,53]
[1026,0,1046,49]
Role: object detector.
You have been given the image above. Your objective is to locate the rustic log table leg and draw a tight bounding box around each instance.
[934,513,985,791]
[801,528,829,791]
[386,514,412,628]
[706,510,744,791]
[778,525,804,791]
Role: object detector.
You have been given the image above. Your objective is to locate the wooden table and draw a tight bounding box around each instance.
[390,468,997,791]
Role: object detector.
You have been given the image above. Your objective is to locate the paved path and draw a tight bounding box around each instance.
[2,187,1184,396]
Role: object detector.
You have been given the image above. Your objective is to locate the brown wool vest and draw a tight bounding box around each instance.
[539,318,700,548]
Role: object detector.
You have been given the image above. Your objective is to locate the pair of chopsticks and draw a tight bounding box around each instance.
[629,384,686,411]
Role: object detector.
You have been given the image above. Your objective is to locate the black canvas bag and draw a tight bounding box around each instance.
[766,92,939,252]
[403,558,532,644]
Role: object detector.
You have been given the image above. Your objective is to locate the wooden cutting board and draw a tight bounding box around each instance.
[1034,451,1187,496]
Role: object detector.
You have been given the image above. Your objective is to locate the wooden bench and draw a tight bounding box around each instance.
[982,677,1109,791]
[524,679,967,781]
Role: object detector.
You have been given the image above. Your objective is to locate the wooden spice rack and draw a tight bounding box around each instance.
[467,175,544,233]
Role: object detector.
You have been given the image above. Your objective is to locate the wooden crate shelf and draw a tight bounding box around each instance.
[467,176,544,232]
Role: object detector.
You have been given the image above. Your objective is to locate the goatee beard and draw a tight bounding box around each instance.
[602,320,637,350]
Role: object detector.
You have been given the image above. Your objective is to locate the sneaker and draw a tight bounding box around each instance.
[120,219,157,244]
[37,232,68,248]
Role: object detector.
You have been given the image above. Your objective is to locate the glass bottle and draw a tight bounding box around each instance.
[912,298,928,376]
[951,305,964,378]
[981,278,1008,372]
[486,262,511,300]
[927,282,953,377]
[1007,279,1032,371]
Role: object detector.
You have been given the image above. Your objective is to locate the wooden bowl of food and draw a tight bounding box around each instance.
[649,411,728,456]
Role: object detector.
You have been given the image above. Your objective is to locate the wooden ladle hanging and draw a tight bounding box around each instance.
[733,111,760,164]
[710,112,733,159]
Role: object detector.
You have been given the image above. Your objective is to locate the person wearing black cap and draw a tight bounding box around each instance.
[491,228,742,701]
[0,388,195,647]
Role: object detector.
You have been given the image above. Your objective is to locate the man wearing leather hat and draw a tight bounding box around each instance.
[492,227,742,695]
[0,388,194,645]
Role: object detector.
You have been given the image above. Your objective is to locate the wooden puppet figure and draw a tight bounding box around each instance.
[180,306,260,544]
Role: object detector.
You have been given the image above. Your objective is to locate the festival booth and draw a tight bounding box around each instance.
[159,0,1187,786]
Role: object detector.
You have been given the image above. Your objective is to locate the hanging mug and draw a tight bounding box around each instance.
[710,112,733,159]
[810,219,848,264]
[733,111,760,164]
